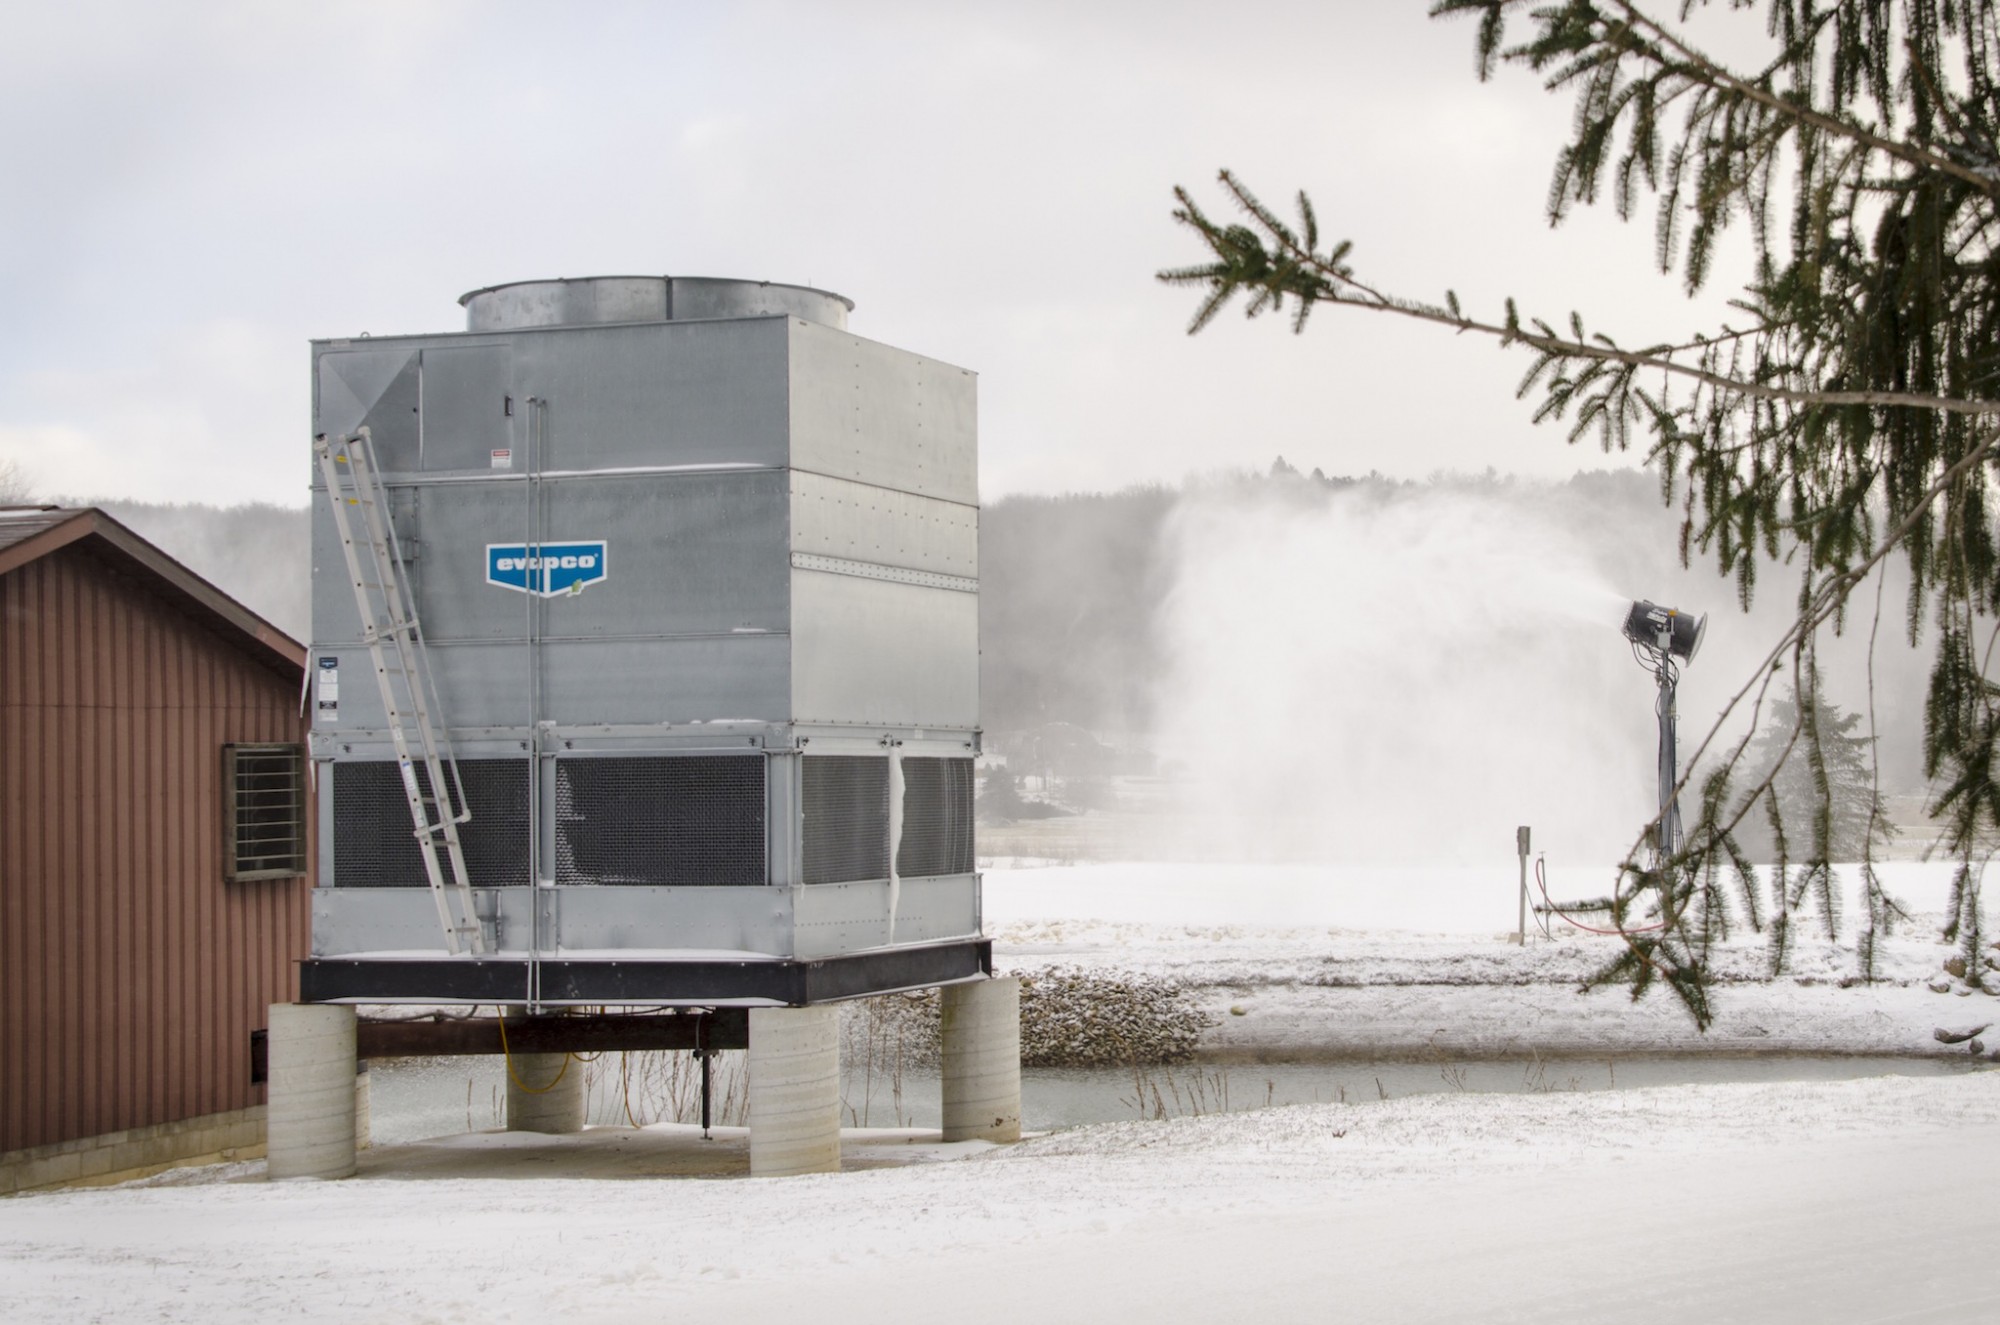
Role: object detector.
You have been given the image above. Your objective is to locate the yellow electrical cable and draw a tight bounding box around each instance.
[495,1011,573,1094]
[621,1051,643,1128]
[551,1007,604,1066]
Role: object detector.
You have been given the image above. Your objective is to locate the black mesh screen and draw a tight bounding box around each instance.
[801,756,889,884]
[555,756,765,886]
[332,758,530,887]
[898,757,975,877]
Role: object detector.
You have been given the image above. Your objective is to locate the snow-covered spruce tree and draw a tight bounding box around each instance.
[1161,0,2000,1025]
[1724,675,1901,977]
[1740,687,1891,866]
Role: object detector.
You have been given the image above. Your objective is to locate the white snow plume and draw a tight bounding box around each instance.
[1150,479,1675,869]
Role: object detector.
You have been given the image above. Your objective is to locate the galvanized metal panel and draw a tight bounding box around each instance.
[667,277,850,329]
[312,469,795,732]
[459,276,852,333]
[790,879,893,955]
[789,875,980,959]
[420,345,515,471]
[313,886,798,959]
[790,570,979,728]
[307,499,366,648]
[315,756,336,886]
[889,874,981,948]
[381,471,789,642]
[766,750,803,887]
[535,637,791,725]
[300,640,518,733]
[789,470,978,577]
[314,470,796,648]
[551,886,796,955]
[564,473,786,629]
[308,482,431,653]
[313,887,532,957]
[511,319,793,472]
[308,635,791,731]
[462,277,669,332]
[314,320,794,475]
[786,321,978,505]
[792,727,980,758]
[317,349,421,472]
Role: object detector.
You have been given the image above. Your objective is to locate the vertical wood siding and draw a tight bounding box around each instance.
[1,546,312,1154]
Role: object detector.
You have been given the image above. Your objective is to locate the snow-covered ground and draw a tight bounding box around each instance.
[988,860,2000,1059]
[4,1075,1997,1322]
[3,860,1997,1323]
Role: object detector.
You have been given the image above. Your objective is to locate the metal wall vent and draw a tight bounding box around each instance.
[224,743,308,881]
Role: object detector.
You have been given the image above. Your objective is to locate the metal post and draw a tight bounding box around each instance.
[1515,825,1531,945]
[697,1012,713,1140]
[885,737,904,934]
[525,397,544,1013]
[1657,661,1681,865]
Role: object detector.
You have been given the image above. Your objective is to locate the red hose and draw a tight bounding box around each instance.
[1536,856,1669,936]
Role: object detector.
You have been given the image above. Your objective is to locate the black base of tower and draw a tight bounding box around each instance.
[298,937,993,1006]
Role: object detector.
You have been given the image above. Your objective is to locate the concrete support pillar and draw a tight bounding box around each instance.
[354,1063,372,1151]
[266,1003,358,1180]
[505,1052,585,1134]
[941,977,1022,1143]
[748,1005,841,1176]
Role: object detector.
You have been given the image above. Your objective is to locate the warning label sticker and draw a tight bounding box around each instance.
[315,656,339,726]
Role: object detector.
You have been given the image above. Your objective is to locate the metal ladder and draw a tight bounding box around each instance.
[314,428,487,956]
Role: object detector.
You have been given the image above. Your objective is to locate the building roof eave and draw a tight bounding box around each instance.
[0,507,306,677]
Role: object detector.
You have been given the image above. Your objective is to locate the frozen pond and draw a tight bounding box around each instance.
[365,1051,1981,1145]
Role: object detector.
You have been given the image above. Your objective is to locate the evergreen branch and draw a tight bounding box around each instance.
[1593,422,2000,1013]
[1167,170,2000,418]
[1652,420,2000,853]
[1598,0,2000,196]
[1446,0,2000,194]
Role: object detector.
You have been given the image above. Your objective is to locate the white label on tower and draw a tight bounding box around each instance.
[316,656,339,726]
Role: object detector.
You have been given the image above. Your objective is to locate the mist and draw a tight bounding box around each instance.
[1150,480,1652,867]
[1136,472,1937,870]
[74,497,310,640]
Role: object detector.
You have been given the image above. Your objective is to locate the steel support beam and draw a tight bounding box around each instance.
[300,938,992,1006]
[353,1009,749,1059]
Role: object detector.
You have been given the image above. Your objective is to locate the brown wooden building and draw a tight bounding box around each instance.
[1,507,313,1192]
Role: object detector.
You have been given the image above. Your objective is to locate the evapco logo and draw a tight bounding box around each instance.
[486,540,609,596]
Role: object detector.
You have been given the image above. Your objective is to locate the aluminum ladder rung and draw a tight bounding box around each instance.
[314,429,487,958]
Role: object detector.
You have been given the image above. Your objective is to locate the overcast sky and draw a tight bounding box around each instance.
[0,0,1763,507]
